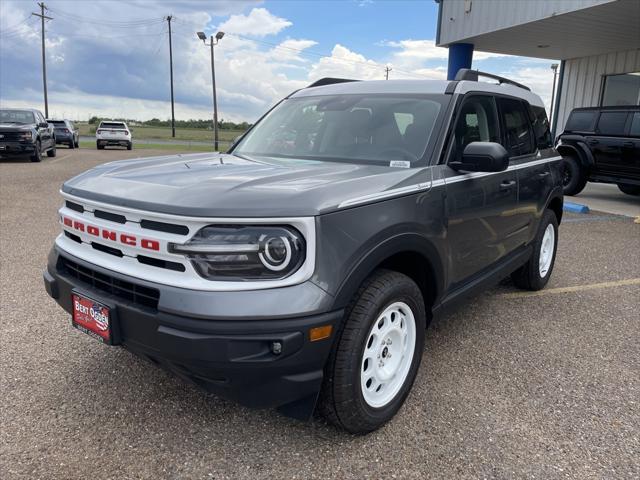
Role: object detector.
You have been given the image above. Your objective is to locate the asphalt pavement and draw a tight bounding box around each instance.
[1,148,639,479]
[569,182,640,218]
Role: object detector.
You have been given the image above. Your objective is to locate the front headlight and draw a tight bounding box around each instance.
[169,225,306,281]
[19,131,33,141]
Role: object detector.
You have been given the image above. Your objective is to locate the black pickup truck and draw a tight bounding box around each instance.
[556,106,640,196]
[0,108,57,162]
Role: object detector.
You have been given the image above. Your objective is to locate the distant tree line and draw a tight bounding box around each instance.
[88,116,251,131]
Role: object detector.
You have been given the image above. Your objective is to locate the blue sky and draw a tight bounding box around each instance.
[0,0,556,122]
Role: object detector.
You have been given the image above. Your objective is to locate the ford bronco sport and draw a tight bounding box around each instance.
[44,70,564,433]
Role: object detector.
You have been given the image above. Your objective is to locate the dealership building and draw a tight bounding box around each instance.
[435,0,640,134]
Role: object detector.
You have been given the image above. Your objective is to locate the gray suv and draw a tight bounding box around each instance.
[44,70,563,433]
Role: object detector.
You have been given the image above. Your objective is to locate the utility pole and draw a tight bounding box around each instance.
[166,15,176,137]
[385,66,392,80]
[32,3,53,118]
[210,35,219,150]
[549,63,559,125]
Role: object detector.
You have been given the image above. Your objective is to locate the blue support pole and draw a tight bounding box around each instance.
[447,43,474,80]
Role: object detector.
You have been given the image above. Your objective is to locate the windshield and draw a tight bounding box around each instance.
[0,110,35,125]
[234,94,447,166]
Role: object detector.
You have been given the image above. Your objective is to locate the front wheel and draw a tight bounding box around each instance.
[618,183,640,196]
[31,141,42,162]
[511,209,559,291]
[318,270,426,433]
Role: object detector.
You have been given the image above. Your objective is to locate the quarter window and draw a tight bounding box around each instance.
[498,98,535,156]
[596,112,629,136]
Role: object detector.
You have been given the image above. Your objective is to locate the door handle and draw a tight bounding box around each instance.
[587,139,599,145]
[623,141,634,148]
[536,171,550,178]
[500,180,516,191]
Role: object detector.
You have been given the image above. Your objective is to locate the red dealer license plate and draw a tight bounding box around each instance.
[72,294,113,344]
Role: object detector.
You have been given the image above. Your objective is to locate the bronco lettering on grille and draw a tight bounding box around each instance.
[62,216,160,251]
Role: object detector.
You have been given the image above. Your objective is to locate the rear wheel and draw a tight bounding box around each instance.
[511,209,558,291]
[46,143,56,157]
[127,141,133,150]
[318,270,426,433]
[69,141,75,149]
[617,183,640,196]
[74,137,79,148]
[96,141,104,150]
[560,155,587,196]
[31,140,42,162]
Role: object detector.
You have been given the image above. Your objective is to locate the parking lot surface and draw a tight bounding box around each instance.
[571,183,640,218]
[1,148,639,479]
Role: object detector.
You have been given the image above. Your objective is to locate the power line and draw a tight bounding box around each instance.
[47,7,164,27]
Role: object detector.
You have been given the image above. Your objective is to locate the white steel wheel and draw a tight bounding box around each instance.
[538,223,555,278]
[360,301,417,408]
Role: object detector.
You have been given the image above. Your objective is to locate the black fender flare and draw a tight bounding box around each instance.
[331,232,445,312]
[556,141,594,170]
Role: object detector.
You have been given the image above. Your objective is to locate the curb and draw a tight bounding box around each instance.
[563,202,590,214]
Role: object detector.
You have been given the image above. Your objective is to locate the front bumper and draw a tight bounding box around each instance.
[0,142,35,156]
[43,247,341,418]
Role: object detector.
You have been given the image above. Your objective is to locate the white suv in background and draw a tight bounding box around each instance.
[96,121,132,150]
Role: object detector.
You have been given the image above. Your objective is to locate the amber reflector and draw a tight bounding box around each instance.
[309,325,333,342]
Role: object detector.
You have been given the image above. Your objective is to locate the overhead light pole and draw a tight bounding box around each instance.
[549,63,559,125]
[197,30,224,151]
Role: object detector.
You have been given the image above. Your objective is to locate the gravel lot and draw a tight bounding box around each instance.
[1,148,639,479]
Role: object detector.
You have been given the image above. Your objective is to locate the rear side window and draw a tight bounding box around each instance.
[528,105,552,148]
[565,111,596,132]
[596,112,629,136]
[498,97,535,156]
[630,113,640,137]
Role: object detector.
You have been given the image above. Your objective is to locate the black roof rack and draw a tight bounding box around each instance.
[454,68,531,91]
[306,77,359,88]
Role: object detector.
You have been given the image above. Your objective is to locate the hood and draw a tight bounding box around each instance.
[0,123,34,132]
[62,152,430,217]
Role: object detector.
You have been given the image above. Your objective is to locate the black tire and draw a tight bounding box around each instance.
[47,143,56,157]
[511,209,559,291]
[69,141,75,149]
[560,155,587,196]
[617,183,640,196]
[318,270,426,434]
[74,138,79,148]
[127,142,132,150]
[31,140,42,162]
[96,142,104,150]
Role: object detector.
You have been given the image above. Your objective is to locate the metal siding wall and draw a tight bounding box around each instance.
[555,49,640,131]
[439,0,614,45]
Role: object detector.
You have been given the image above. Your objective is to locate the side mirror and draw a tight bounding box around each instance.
[39,122,49,128]
[450,142,509,172]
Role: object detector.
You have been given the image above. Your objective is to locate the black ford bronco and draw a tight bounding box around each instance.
[556,106,640,196]
[44,70,564,433]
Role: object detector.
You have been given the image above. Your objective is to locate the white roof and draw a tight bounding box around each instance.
[292,78,545,108]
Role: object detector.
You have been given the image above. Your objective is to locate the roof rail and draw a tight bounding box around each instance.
[454,68,531,91]
[306,77,359,88]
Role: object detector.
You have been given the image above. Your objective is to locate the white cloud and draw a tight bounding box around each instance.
[383,39,505,61]
[217,8,292,37]
[268,39,318,62]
